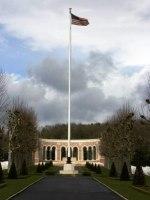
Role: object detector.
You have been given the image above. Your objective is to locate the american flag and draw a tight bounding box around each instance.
[71,13,89,26]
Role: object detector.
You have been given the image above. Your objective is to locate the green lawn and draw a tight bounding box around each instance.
[93,167,150,200]
[0,174,43,200]
[1,165,150,200]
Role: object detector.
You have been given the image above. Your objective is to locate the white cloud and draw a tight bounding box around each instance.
[1,0,150,65]
[6,53,150,125]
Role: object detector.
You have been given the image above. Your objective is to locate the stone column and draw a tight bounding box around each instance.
[45,147,47,161]
[39,146,43,162]
[57,146,61,161]
[96,145,99,160]
[79,146,82,161]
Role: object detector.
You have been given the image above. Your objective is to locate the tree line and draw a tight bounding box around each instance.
[40,123,103,139]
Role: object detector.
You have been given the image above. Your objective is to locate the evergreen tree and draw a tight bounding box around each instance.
[131,150,146,167]
[49,160,53,167]
[94,164,97,172]
[91,163,94,170]
[0,162,4,183]
[133,166,146,186]
[44,162,49,170]
[8,162,17,179]
[109,162,117,177]
[120,162,130,180]
[20,160,28,175]
[36,163,42,173]
[96,164,102,174]
[41,162,45,171]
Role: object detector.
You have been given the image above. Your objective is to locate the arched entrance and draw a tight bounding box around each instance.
[93,146,96,160]
[51,146,56,160]
[88,146,92,160]
[83,147,87,160]
[46,146,51,160]
[73,147,78,161]
[61,147,66,160]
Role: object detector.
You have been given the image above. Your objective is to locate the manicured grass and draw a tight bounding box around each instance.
[0,174,43,200]
[93,167,150,200]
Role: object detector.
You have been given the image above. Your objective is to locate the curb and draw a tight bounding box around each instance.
[6,176,45,200]
[93,177,128,200]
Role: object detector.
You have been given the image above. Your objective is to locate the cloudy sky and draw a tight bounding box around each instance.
[0,0,150,125]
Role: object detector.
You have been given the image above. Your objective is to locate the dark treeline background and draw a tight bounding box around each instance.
[40,123,105,139]
[39,121,150,143]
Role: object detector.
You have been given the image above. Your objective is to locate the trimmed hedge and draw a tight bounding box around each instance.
[45,169,57,175]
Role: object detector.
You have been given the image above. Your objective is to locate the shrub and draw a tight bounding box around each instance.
[91,163,94,170]
[82,170,91,176]
[85,162,90,169]
[0,162,4,183]
[96,164,102,174]
[109,162,117,177]
[45,160,53,169]
[133,166,146,186]
[49,160,53,167]
[8,162,17,179]
[120,162,130,181]
[94,164,97,172]
[36,163,42,173]
[45,169,57,176]
[131,150,146,167]
[41,162,45,171]
[20,160,28,175]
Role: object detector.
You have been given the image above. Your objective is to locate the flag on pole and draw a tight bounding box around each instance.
[71,13,89,26]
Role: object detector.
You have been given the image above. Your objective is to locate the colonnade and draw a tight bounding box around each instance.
[42,145,97,162]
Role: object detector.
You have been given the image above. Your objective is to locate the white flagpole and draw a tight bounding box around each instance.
[67,8,72,162]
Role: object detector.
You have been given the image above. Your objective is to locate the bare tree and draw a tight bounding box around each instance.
[7,99,38,172]
[100,103,142,174]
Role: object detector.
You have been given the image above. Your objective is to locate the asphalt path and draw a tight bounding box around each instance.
[12,176,123,200]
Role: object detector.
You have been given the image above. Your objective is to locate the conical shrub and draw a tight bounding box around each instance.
[49,160,53,167]
[96,164,102,174]
[41,162,45,171]
[0,162,4,183]
[8,162,17,179]
[120,162,130,180]
[20,160,28,175]
[36,163,42,173]
[109,162,117,177]
[133,166,146,186]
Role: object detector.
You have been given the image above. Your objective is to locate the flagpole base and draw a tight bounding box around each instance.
[59,163,78,175]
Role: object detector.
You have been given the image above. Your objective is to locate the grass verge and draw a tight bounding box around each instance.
[93,167,150,200]
[0,174,43,200]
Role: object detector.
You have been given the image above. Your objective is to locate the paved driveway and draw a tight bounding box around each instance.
[12,176,123,200]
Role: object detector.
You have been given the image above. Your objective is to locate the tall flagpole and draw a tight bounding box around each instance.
[67,8,72,163]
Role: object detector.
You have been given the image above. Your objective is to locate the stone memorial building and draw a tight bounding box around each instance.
[34,138,105,165]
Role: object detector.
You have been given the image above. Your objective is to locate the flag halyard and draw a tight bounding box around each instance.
[71,13,89,26]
